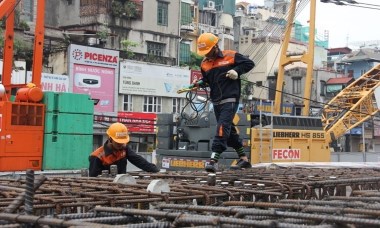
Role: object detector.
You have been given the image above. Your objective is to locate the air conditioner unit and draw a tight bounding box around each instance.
[208,1,215,9]
[87,37,99,46]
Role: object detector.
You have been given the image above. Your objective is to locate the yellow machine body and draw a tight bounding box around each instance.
[250,128,330,164]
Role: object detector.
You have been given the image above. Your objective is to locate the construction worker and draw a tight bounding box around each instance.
[194,32,255,172]
[89,122,159,177]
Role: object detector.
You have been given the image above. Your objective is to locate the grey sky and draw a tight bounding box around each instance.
[236,0,380,48]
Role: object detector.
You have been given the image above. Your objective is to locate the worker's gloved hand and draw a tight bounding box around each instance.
[150,164,160,173]
[191,79,201,89]
[226,70,238,80]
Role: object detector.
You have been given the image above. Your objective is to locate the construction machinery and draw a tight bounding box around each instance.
[155,0,380,170]
[0,0,46,171]
[0,0,94,172]
[251,0,380,164]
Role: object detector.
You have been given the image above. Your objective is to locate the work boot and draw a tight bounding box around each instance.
[230,159,251,170]
[205,160,217,173]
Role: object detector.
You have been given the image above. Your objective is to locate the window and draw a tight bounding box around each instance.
[348,69,354,77]
[292,78,301,94]
[179,42,190,64]
[320,80,326,96]
[172,98,185,113]
[144,96,162,113]
[181,2,192,25]
[157,1,168,26]
[123,95,133,111]
[147,42,165,56]
[23,0,34,22]
[327,84,343,93]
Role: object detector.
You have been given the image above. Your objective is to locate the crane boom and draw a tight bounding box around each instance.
[322,64,380,143]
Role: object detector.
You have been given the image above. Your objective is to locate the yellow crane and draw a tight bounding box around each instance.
[251,0,380,164]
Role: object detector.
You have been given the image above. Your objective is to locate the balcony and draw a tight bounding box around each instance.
[121,52,176,66]
[180,24,195,32]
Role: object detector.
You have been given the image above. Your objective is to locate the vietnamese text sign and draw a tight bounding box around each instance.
[119,61,190,97]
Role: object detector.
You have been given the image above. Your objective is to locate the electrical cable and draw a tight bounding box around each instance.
[182,0,379,125]
[180,83,210,122]
[238,0,310,112]
[240,77,379,119]
[324,0,380,10]
[241,0,310,109]
[242,0,310,67]
[179,72,236,122]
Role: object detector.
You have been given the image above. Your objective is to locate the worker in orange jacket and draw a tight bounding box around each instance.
[89,122,159,177]
[193,33,255,172]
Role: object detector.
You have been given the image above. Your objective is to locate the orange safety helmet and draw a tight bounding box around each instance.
[197,33,219,56]
[106,122,130,144]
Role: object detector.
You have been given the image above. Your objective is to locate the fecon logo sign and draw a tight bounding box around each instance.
[272,149,301,160]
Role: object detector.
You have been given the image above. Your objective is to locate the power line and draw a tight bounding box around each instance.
[321,0,380,10]
[240,78,380,119]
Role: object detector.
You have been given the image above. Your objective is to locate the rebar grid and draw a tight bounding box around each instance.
[1,166,380,227]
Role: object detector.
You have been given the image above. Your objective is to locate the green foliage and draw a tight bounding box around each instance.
[111,1,123,17]
[183,52,203,70]
[14,38,30,54]
[111,0,138,18]
[145,53,158,63]
[96,29,108,40]
[19,21,30,31]
[123,1,137,18]
[120,39,138,59]
[13,38,33,63]
[0,27,3,45]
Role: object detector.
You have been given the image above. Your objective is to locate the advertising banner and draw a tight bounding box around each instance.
[117,112,156,133]
[119,61,190,97]
[73,64,115,112]
[27,72,69,92]
[68,44,119,113]
[190,70,209,95]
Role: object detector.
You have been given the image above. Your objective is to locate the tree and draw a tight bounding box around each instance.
[120,39,138,59]
[111,0,138,18]
[183,52,203,70]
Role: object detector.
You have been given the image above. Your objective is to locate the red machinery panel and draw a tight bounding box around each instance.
[0,101,44,171]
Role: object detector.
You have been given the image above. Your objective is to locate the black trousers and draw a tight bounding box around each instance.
[211,102,243,153]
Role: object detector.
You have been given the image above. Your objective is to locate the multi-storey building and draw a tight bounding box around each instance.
[234,0,334,108]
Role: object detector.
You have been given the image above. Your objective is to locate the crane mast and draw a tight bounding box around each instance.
[0,0,46,171]
[0,0,45,97]
[274,0,316,116]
